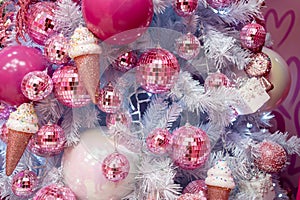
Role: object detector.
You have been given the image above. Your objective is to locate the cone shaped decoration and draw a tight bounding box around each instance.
[5,103,39,176]
[69,27,102,104]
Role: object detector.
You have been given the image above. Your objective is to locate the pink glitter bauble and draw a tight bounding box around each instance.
[206,0,235,10]
[44,34,70,64]
[52,65,91,108]
[0,103,16,121]
[204,72,231,91]
[106,111,131,129]
[240,23,266,52]
[12,170,38,197]
[146,128,172,155]
[175,33,201,60]
[27,2,58,45]
[171,125,210,170]
[244,52,271,77]
[102,152,130,182]
[28,123,66,157]
[178,193,207,200]
[174,0,198,16]
[0,123,8,143]
[97,82,121,113]
[253,141,287,173]
[183,180,207,195]
[136,48,180,94]
[33,184,76,200]
[21,71,53,101]
[112,51,138,72]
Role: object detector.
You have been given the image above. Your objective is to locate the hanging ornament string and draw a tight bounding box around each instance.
[15,0,31,43]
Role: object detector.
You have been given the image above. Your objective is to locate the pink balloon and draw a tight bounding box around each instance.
[82,0,154,45]
[0,46,47,106]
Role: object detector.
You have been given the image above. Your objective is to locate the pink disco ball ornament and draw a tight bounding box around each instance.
[204,72,231,91]
[0,124,8,143]
[44,34,70,64]
[112,51,138,72]
[21,71,53,101]
[33,184,76,200]
[206,0,235,10]
[12,170,38,197]
[26,2,58,45]
[136,48,180,94]
[82,0,153,45]
[178,193,207,200]
[0,102,16,121]
[52,65,91,108]
[171,125,210,170]
[96,82,122,113]
[146,128,172,155]
[173,0,198,16]
[253,141,287,173]
[28,123,66,157]
[240,23,266,52]
[183,180,208,195]
[106,111,131,129]
[175,33,201,60]
[244,52,271,77]
[102,152,130,182]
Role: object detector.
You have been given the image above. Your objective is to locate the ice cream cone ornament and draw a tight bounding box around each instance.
[69,26,102,104]
[5,103,39,176]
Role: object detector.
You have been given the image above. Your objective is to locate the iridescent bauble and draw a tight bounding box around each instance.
[136,48,180,94]
[175,33,201,60]
[146,128,172,155]
[21,71,53,101]
[27,2,58,45]
[171,125,210,170]
[204,72,231,91]
[52,65,91,108]
[206,0,235,10]
[183,180,207,195]
[178,193,207,200]
[240,23,266,52]
[102,152,130,182]
[33,184,76,200]
[106,111,131,129]
[173,0,198,16]
[0,102,16,121]
[96,82,121,113]
[253,141,287,173]
[44,34,70,64]
[28,123,66,157]
[112,51,138,72]
[244,52,271,77]
[0,123,8,143]
[12,170,38,197]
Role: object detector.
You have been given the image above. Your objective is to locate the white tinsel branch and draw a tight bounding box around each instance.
[182,14,200,34]
[61,108,82,146]
[153,0,171,14]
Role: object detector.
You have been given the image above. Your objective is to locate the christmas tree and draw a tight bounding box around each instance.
[0,0,299,199]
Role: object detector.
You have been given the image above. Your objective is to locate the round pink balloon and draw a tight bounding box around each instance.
[82,0,154,45]
[0,46,47,106]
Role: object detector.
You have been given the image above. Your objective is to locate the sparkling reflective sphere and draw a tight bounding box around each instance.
[12,170,38,197]
[244,52,271,77]
[33,184,76,200]
[112,51,138,72]
[175,33,201,60]
[44,34,70,64]
[174,0,198,16]
[204,72,231,91]
[240,23,266,52]
[146,128,172,155]
[96,82,122,113]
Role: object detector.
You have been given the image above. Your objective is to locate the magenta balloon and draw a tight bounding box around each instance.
[0,46,47,106]
[82,0,154,45]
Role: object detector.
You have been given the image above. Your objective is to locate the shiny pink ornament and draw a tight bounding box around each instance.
[171,125,210,170]
[33,184,76,200]
[28,123,66,157]
[0,123,8,143]
[82,0,153,45]
[206,0,235,10]
[183,180,207,195]
[27,2,58,45]
[244,52,271,77]
[240,23,266,52]
[44,34,70,64]
[12,170,38,197]
[52,65,91,108]
[136,48,180,94]
[102,152,130,182]
[253,141,287,173]
[21,71,53,101]
[146,128,172,155]
[204,72,231,91]
[96,82,121,113]
[112,51,138,72]
[178,193,207,200]
[174,0,198,16]
[176,33,201,60]
[0,102,16,121]
[106,111,131,129]
[0,46,47,106]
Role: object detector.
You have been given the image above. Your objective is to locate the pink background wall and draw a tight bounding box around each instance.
[263,0,300,195]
